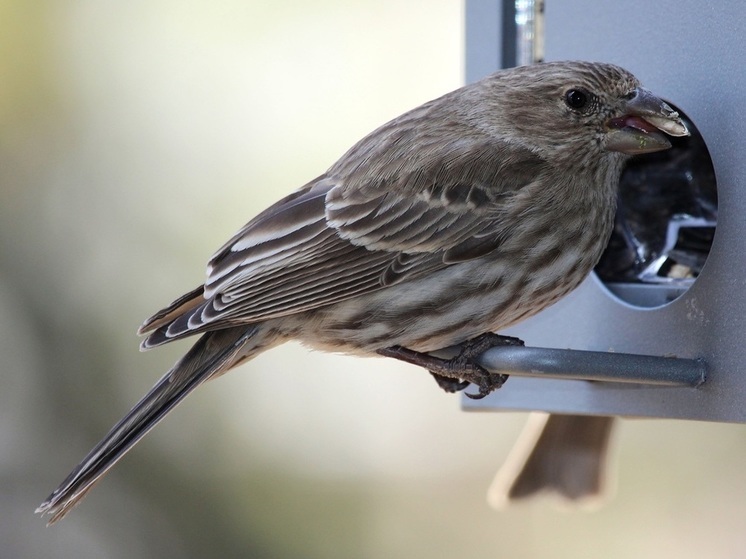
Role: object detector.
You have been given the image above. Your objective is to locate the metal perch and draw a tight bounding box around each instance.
[477,345,706,387]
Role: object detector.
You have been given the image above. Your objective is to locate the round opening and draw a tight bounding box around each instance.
[594,104,717,308]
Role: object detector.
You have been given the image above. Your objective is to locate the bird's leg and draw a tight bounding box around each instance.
[377,333,524,399]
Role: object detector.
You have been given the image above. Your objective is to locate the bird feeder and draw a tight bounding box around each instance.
[462,0,743,424]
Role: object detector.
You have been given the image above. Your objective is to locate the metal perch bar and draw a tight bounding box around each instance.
[477,346,706,387]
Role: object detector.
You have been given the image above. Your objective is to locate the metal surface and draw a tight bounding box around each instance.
[463,0,746,422]
[479,346,706,386]
[515,0,544,65]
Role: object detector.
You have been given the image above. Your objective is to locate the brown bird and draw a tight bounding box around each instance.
[37,61,688,524]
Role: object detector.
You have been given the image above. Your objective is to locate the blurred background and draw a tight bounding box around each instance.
[2,1,745,557]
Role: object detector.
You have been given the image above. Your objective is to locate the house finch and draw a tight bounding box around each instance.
[37,61,688,524]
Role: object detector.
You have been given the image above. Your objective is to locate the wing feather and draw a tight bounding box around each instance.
[141,117,549,348]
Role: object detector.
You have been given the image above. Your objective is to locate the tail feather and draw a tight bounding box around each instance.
[137,285,204,337]
[37,326,259,525]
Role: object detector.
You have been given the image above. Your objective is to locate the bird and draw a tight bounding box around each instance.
[37,61,689,524]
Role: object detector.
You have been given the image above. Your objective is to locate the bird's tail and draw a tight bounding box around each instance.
[487,413,616,509]
[37,326,262,525]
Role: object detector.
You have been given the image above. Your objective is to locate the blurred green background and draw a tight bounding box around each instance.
[3,1,745,557]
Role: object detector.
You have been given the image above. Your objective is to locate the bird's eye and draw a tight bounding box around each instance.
[564,88,590,110]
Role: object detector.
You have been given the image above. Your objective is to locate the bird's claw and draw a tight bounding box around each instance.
[463,371,508,399]
[378,333,524,398]
[442,332,521,398]
[430,373,471,393]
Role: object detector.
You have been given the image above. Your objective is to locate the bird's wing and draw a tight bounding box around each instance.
[140,137,548,347]
[325,135,547,262]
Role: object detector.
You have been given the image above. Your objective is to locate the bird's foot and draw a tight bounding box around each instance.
[429,373,471,394]
[377,333,524,399]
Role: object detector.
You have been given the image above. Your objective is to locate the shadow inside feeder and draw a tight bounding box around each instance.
[594,104,717,308]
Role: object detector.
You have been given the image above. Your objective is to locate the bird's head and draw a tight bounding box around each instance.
[484,61,689,159]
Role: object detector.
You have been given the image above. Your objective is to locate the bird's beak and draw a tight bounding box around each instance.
[605,87,690,155]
